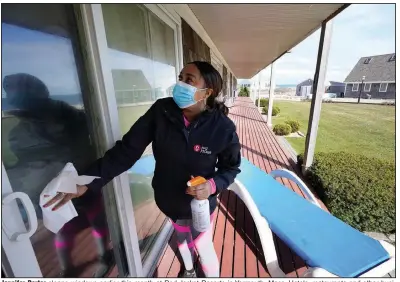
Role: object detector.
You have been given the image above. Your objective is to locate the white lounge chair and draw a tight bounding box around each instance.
[228,158,395,277]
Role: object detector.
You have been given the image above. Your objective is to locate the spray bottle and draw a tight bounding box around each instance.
[187,176,211,232]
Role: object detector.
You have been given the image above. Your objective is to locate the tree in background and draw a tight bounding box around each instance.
[239,85,250,97]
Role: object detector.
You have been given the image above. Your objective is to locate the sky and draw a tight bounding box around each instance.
[243,4,396,86]
[2,23,82,97]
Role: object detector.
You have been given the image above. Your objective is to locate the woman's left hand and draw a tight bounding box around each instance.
[186,181,212,200]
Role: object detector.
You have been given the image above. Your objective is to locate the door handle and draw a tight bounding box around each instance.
[2,192,38,241]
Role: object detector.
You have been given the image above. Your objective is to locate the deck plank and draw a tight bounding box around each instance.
[220,191,236,277]
[233,198,246,277]
[244,206,260,277]
[214,192,229,269]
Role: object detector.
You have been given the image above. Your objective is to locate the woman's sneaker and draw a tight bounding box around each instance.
[93,250,114,278]
[181,268,197,278]
[58,268,75,278]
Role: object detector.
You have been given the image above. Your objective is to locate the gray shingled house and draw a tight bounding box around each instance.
[296,79,313,97]
[344,53,396,99]
[296,79,345,97]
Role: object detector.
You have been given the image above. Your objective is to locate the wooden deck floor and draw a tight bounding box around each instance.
[153,97,325,278]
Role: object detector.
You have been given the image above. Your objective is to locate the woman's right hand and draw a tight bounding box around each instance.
[42,185,88,211]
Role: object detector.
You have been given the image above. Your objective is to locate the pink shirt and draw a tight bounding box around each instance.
[183,115,217,194]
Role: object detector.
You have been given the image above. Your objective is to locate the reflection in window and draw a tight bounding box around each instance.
[102,4,176,112]
[1,4,111,277]
[101,4,177,261]
[2,23,83,111]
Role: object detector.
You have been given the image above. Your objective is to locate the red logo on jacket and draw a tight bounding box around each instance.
[193,145,212,155]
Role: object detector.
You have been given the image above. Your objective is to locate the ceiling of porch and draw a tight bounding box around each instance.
[189,4,347,78]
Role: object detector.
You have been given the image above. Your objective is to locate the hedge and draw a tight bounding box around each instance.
[262,105,280,116]
[273,124,291,136]
[285,120,300,133]
[298,152,395,233]
[255,98,269,108]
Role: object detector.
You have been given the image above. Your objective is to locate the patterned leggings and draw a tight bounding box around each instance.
[172,212,219,277]
[54,196,109,270]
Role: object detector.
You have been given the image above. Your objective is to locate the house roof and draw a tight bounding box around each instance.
[344,53,396,83]
[297,79,313,86]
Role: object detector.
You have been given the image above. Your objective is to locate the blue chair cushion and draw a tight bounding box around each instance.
[236,157,390,277]
[128,155,155,176]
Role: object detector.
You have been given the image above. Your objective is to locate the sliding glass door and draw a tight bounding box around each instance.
[99,3,179,261]
[87,3,182,276]
[1,4,116,277]
[1,4,182,278]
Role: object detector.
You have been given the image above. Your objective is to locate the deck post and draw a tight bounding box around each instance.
[302,20,333,175]
[266,63,275,127]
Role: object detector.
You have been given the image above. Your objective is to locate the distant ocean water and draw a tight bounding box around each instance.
[276,84,297,88]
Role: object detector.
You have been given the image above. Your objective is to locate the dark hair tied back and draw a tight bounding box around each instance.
[188,61,229,115]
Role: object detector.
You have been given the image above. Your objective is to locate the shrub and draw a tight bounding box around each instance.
[273,124,291,136]
[255,98,269,108]
[285,120,300,133]
[298,152,395,233]
[239,86,250,97]
[262,105,280,116]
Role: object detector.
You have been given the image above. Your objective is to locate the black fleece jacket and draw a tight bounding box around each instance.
[85,97,241,220]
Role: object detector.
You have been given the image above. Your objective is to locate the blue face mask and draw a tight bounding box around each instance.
[172,81,206,109]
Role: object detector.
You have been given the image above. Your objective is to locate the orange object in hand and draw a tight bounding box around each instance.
[187,176,207,187]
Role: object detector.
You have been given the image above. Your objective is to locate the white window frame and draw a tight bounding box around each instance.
[379,83,388,92]
[80,4,182,277]
[364,83,371,92]
[352,83,359,92]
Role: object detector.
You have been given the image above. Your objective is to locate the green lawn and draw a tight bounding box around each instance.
[272,101,395,162]
[118,105,151,134]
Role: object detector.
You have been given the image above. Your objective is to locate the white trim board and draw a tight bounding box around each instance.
[352,83,359,92]
[161,4,235,77]
[379,83,388,92]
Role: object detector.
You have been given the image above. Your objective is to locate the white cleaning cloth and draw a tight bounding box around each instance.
[39,163,99,233]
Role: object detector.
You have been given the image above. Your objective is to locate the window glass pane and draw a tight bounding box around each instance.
[2,4,115,277]
[102,4,176,260]
[149,12,177,99]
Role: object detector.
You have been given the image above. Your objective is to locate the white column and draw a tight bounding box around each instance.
[302,20,333,174]
[266,63,275,127]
